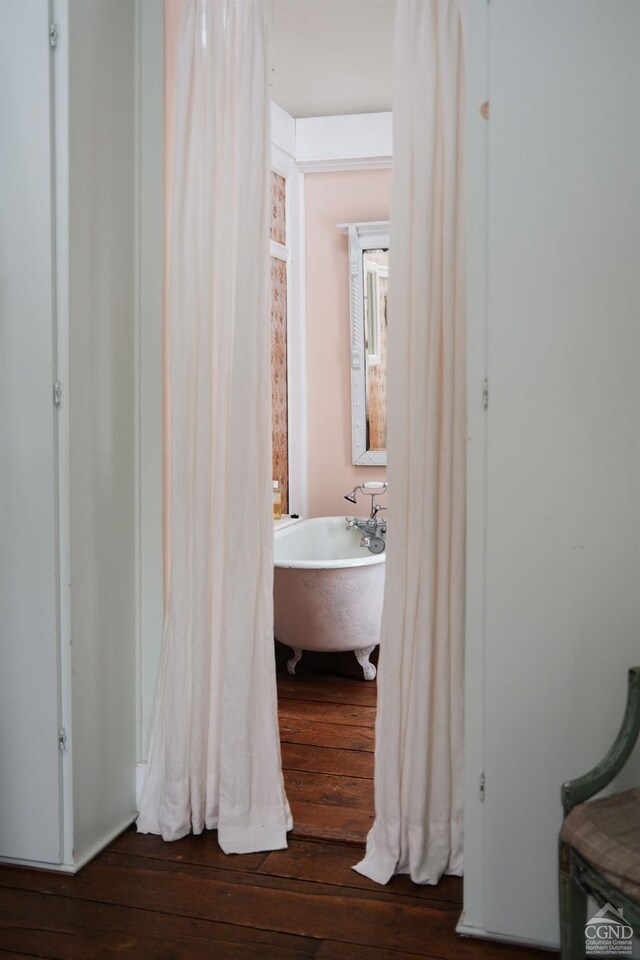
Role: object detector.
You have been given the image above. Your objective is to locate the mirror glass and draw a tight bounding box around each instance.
[343,220,389,465]
[363,248,388,451]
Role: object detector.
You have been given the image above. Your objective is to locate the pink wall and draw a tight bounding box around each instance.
[305,169,391,517]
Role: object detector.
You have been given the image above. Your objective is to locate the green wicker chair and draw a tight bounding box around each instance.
[559,666,640,959]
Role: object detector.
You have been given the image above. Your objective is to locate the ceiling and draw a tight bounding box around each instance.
[271,0,395,119]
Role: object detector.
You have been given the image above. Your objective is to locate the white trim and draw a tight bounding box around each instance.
[269,238,289,261]
[461,0,490,935]
[271,142,308,517]
[456,918,558,953]
[297,156,392,173]
[463,0,491,936]
[271,101,296,158]
[71,812,138,872]
[51,0,73,868]
[290,160,308,516]
[0,813,138,876]
[338,220,390,246]
[273,515,305,533]
[133,0,143,768]
[295,112,392,168]
[269,104,393,170]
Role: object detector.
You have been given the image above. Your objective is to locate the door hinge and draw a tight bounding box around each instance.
[482,378,489,411]
[479,771,486,801]
[49,23,58,48]
[53,380,62,406]
[58,726,68,751]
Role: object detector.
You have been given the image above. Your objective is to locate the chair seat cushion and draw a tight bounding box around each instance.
[562,787,640,901]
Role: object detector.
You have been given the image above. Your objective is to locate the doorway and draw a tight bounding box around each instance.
[268,0,394,843]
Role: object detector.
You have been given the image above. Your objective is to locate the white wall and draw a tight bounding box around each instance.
[66,0,138,861]
[0,0,63,865]
[463,0,640,947]
[138,0,165,764]
[0,0,140,871]
[296,113,392,171]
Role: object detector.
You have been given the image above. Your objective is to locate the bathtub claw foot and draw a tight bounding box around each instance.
[287,648,303,675]
[355,645,377,681]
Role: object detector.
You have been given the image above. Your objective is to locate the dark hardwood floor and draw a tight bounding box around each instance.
[276,644,376,846]
[0,651,555,959]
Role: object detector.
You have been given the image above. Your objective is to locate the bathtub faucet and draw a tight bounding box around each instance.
[344,482,388,554]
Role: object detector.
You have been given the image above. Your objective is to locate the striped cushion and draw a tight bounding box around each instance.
[562,787,640,901]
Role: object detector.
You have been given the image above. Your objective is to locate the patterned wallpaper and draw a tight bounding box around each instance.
[270,171,289,514]
[270,255,289,514]
[270,172,286,245]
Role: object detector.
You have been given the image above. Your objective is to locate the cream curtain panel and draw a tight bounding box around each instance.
[137,0,291,852]
[355,0,466,885]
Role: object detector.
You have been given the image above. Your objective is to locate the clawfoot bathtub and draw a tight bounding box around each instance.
[273,517,385,680]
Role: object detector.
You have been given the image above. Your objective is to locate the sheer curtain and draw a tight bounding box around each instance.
[355,0,466,885]
[137,0,291,853]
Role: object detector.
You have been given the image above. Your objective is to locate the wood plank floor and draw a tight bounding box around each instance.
[0,653,556,959]
[276,650,376,846]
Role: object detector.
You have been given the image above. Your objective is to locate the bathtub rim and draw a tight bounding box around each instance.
[273,516,387,570]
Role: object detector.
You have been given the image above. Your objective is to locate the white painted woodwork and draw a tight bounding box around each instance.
[65,0,137,864]
[463,0,640,947]
[459,0,489,938]
[271,101,296,159]
[295,112,392,171]
[0,0,63,865]
[272,143,308,520]
[0,0,138,871]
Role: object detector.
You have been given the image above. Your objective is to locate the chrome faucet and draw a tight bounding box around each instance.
[344,482,388,554]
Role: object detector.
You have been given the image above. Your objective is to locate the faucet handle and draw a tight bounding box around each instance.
[372,503,387,516]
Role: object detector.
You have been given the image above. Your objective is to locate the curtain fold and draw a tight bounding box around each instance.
[137,0,291,853]
[355,0,466,885]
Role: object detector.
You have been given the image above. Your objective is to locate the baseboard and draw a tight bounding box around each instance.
[456,915,559,952]
[72,812,139,872]
[0,853,77,874]
[0,811,138,875]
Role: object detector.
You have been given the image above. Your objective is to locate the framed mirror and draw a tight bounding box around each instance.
[340,220,389,465]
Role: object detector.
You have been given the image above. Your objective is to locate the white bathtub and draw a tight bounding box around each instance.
[273,516,385,680]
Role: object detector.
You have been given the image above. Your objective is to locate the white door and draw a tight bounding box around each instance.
[0,0,62,863]
[480,0,640,945]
